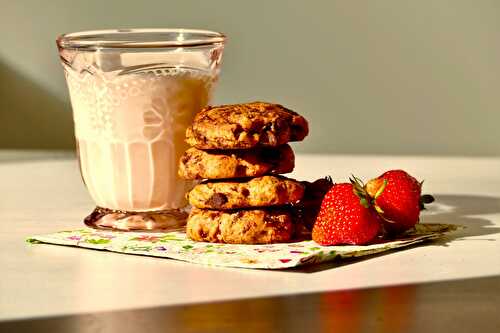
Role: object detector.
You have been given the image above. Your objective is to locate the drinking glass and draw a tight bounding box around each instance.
[57,29,225,230]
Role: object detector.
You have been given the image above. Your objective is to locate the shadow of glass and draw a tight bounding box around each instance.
[288,194,500,273]
[0,59,74,149]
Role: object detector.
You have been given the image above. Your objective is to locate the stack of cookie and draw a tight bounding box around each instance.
[178,102,309,244]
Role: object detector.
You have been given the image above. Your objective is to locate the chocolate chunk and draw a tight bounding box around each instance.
[205,193,228,208]
[199,229,207,238]
[249,119,264,133]
[232,124,244,139]
[235,165,248,177]
[180,154,190,164]
[273,118,286,132]
[291,124,306,140]
[258,147,280,164]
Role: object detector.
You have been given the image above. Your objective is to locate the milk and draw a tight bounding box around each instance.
[66,67,213,211]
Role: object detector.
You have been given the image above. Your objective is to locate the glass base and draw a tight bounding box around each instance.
[84,206,188,232]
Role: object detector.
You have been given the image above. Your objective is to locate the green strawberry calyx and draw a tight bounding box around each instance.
[350,175,399,225]
[349,175,387,215]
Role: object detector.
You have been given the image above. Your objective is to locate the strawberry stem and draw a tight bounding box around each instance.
[421,194,435,204]
[349,175,371,208]
[349,175,393,223]
[419,194,435,210]
[374,179,388,199]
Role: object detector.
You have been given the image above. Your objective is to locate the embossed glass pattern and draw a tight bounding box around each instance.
[57,29,225,216]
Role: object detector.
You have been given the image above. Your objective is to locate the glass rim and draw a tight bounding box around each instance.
[57,28,227,49]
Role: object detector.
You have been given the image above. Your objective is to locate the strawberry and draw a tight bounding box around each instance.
[312,183,381,245]
[365,170,433,234]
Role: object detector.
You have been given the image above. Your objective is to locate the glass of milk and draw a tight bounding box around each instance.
[57,29,225,230]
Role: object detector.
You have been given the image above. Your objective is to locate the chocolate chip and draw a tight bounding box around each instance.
[236,165,248,177]
[180,154,190,164]
[232,124,244,139]
[259,148,280,164]
[192,153,202,164]
[290,126,302,139]
[206,193,228,208]
[199,229,207,238]
[273,118,286,132]
[241,188,250,197]
[249,119,264,133]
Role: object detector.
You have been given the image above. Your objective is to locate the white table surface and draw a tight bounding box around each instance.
[1,150,499,321]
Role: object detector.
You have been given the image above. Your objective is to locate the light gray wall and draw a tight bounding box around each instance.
[1,0,499,155]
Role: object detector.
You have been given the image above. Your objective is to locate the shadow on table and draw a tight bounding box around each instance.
[289,194,500,273]
[0,60,74,150]
[422,194,500,242]
[0,151,75,164]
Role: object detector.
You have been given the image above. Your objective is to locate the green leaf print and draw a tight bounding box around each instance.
[25,238,41,244]
[84,238,111,245]
[159,235,184,242]
[125,245,153,251]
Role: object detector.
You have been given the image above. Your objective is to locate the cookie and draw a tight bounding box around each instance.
[186,207,293,244]
[188,175,305,210]
[178,144,294,180]
[185,101,309,149]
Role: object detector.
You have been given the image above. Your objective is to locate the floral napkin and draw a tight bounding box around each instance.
[27,223,459,269]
